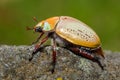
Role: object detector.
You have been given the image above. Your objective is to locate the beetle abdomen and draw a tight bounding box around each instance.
[56,16,101,48]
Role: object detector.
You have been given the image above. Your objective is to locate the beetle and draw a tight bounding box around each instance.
[27,16,104,73]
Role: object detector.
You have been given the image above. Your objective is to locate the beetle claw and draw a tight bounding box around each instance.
[29,50,38,61]
[51,68,55,74]
[29,54,34,61]
[50,57,56,73]
[93,57,104,70]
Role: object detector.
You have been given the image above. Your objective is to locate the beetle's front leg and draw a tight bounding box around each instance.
[29,36,48,61]
[51,38,57,73]
[32,32,44,44]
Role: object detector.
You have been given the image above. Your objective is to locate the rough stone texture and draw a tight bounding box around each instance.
[0,45,120,80]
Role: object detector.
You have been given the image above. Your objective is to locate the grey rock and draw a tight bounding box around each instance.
[0,45,120,80]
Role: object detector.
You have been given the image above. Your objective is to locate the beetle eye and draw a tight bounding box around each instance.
[35,27,42,32]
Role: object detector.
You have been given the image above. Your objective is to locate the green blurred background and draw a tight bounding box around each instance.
[0,0,120,51]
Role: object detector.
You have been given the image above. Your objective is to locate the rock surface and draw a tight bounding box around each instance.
[0,45,120,80]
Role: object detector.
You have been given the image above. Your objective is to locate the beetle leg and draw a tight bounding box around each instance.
[32,32,44,44]
[29,36,48,61]
[93,47,105,58]
[66,47,104,70]
[51,38,57,73]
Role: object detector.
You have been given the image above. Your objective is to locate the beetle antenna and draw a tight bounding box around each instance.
[26,26,34,30]
[33,17,38,23]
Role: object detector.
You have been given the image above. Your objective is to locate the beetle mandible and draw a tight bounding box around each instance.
[28,16,104,73]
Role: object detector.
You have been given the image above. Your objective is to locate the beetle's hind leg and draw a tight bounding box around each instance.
[92,56,104,70]
[65,47,104,70]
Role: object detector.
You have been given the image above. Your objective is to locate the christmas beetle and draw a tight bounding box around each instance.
[28,16,104,73]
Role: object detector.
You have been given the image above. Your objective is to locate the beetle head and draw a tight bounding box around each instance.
[34,21,51,32]
[33,21,44,33]
[27,17,59,33]
[26,25,43,33]
[34,17,59,32]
